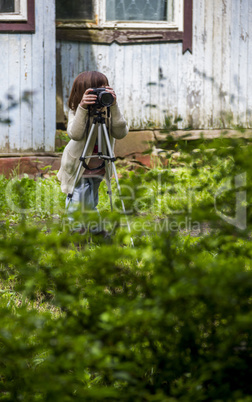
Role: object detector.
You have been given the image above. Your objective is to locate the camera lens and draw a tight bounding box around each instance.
[99,91,114,107]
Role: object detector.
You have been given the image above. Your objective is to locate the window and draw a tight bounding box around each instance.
[103,0,182,30]
[0,0,27,21]
[0,0,35,32]
[56,0,94,21]
[56,0,192,52]
[106,0,170,21]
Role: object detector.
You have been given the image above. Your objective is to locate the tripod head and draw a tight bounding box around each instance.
[88,106,110,123]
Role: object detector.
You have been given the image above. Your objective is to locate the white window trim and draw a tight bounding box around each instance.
[97,0,184,31]
[0,0,28,22]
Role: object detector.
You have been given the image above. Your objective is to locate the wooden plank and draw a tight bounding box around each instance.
[111,42,126,120]
[95,43,109,75]
[203,0,213,128]
[69,43,79,83]
[62,42,79,114]
[58,41,70,113]
[20,35,33,150]
[107,42,116,88]
[177,43,192,129]
[130,44,142,128]
[149,44,161,127]
[78,42,86,72]
[31,0,44,151]
[239,0,249,127]
[191,0,204,128]
[230,0,240,126]
[56,28,184,44]
[123,45,134,128]
[161,43,169,127]
[212,0,222,128]
[113,44,127,120]
[165,43,178,126]
[141,44,151,128]
[159,42,169,127]
[56,43,65,123]
[94,44,109,89]
[8,33,21,151]
[89,43,98,71]
[43,0,56,151]
[81,43,94,72]
[0,35,10,152]
[221,0,231,128]
[248,0,252,126]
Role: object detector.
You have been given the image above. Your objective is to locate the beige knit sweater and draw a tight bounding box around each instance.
[57,103,128,194]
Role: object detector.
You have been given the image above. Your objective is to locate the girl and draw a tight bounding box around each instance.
[57,71,128,233]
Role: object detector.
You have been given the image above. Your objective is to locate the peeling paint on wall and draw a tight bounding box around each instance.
[57,0,252,130]
[0,0,56,153]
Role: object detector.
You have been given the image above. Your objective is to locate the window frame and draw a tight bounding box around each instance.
[0,0,27,21]
[0,0,35,32]
[56,0,193,53]
[98,0,183,31]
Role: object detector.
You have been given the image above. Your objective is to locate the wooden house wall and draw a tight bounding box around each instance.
[0,0,55,153]
[57,0,252,130]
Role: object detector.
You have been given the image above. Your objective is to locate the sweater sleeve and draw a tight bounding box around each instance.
[67,105,89,141]
[109,103,129,140]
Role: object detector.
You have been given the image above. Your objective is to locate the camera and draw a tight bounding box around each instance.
[92,88,114,108]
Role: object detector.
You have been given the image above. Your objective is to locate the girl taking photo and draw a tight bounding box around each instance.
[57,71,128,234]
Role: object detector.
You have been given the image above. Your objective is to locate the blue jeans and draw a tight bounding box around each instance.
[66,176,103,233]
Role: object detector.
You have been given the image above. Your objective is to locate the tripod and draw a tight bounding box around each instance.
[66,108,134,246]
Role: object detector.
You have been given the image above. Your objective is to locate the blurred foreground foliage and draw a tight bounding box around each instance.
[1,132,252,401]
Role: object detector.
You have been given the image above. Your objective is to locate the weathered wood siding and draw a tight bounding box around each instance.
[57,0,252,130]
[0,0,55,153]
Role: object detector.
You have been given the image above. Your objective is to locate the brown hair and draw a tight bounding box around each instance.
[68,71,109,111]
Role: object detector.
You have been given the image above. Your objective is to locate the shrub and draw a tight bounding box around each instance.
[0,134,252,401]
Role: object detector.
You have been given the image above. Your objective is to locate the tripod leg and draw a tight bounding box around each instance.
[105,161,113,211]
[101,123,134,247]
[98,123,102,154]
[101,123,124,202]
[66,122,97,209]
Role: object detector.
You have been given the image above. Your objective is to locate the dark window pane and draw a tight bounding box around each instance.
[106,0,170,22]
[0,0,15,13]
[56,0,94,20]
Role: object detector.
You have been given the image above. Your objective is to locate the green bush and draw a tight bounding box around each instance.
[1,134,252,401]
[1,222,252,401]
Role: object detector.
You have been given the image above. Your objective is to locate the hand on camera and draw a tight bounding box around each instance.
[80,88,97,109]
[80,86,117,109]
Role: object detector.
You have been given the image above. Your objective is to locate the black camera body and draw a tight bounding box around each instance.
[92,88,114,108]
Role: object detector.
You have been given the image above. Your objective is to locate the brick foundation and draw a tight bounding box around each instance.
[0,156,61,178]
